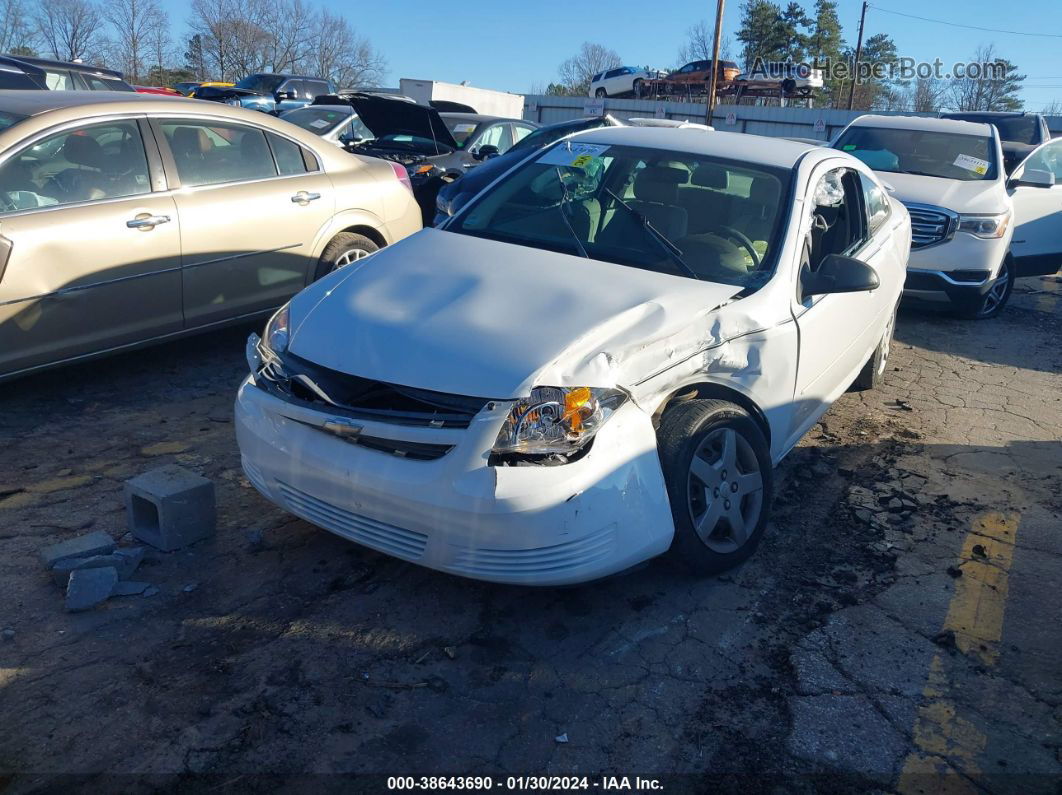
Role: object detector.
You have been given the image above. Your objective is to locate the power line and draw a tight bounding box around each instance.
[868,4,1062,38]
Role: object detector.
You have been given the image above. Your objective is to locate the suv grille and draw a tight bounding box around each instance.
[905,204,956,249]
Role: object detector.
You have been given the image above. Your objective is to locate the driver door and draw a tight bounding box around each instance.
[1009,138,1062,277]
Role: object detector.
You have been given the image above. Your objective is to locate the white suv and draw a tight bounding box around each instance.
[834,114,1062,318]
[589,66,652,98]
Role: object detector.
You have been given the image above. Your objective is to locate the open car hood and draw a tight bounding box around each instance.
[329,93,459,151]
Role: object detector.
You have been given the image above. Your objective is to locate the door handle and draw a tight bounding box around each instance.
[126,214,170,229]
[291,191,321,204]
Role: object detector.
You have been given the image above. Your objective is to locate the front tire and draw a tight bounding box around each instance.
[595,88,607,98]
[958,255,1014,319]
[658,399,773,575]
[313,232,379,281]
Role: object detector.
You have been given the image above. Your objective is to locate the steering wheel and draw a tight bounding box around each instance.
[715,225,761,269]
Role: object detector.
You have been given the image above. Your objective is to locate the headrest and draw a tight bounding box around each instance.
[748,177,780,206]
[172,127,212,157]
[62,135,105,170]
[691,164,727,189]
[633,165,687,204]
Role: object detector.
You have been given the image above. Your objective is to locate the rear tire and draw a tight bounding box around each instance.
[313,232,378,281]
[850,304,896,391]
[632,79,643,97]
[957,255,1014,319]
[657,399,773,575]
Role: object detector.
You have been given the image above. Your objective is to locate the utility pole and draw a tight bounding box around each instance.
[706,0,726,125]
[847,0,868,110]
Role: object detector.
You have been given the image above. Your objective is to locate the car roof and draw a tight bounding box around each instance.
[244,73,326,80]
[0,89,183,116]
[848,113,993,137]
[568,126,818,169]
[0,54,124,78]
[941,111,1028,119]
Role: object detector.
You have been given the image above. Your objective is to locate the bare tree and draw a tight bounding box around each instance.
[558,42,622,96]
[1,0,38,54]
[102,0,164,82]
[259,0,313,72]
[677,21,733,66]
[1040,99,1062,116]
[948,44,1025,112]
[144,4,170,82]
[903,77,945,113]
[36,0,106,62]
[189,0,236,80]
[307,9,385,89]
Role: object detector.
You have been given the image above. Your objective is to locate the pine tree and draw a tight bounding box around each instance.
[807,0,845,105]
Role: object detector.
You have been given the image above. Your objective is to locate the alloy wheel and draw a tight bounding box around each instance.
[331,247,370,272]
[687,427,765,554]
[979,259,1011,317]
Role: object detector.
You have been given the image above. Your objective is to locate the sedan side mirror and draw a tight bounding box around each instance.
[802,254,880,298]
[1007,168,1056,189]
[473,144,500,161]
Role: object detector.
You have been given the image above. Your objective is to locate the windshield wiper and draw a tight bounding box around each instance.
[603,188,699,280]
[555,167,590,259]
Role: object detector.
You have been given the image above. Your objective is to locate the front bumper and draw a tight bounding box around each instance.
[903,234,1007,307]
[234,377,675,585]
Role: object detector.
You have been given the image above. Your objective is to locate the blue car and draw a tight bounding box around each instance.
[194,74,336,115]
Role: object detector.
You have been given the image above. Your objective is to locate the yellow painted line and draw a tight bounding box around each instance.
[897,511,1021,792]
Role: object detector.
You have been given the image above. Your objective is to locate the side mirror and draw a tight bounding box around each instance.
[802,254,880,298]
[473,144,500,161]
[276,91,295,101]
[1008,168,1055,189]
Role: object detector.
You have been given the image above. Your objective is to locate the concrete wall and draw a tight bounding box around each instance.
[521,95,1062,142]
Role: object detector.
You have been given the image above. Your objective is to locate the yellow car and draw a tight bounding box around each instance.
[0,92,422,380]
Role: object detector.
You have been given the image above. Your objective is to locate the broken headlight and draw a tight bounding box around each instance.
[262,303,290,357]
[491,386,626,457]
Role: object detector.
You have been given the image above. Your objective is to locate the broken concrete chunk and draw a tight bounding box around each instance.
[50,546,146,586]
[65,567,118,612]
[124,465,216,551]
[111,580,151,597]
[40,530,116,569]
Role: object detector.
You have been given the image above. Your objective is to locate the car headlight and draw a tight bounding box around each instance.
[958,211,1010,239]
[491,386,626,457]
[262,303,290,356]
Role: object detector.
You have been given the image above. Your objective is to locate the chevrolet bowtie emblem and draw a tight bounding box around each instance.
[322,419,363,438]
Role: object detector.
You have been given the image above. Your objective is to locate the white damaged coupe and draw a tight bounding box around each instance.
[236,127,910,585]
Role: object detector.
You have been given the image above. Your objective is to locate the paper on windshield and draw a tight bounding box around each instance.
[310,119,330,129]
[452,123,477,133]
[954,153,989,175]
[537,142,611,168]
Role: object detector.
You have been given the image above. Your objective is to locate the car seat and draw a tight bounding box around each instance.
[598,165,689,247]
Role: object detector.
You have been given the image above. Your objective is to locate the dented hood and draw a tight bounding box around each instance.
[288,228,745,399]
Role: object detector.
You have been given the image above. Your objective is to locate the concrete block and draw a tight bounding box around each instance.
[50,546,145,586]
[66,567,118,611]
[112,581,151,597]
[40,530,115,569]
[124,465,215,552]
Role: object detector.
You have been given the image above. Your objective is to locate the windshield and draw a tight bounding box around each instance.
[282,107,370,140]
[235,74,284,95]
[948,115,1039,145]
[509,121,601,155]
[835,126,998,181]
[444,117,479,148]
[448,141,790,288]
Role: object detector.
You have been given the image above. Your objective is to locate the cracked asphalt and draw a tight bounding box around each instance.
[0,275,1059,792]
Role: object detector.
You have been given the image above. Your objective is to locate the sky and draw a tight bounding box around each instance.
[156,0,1062,110]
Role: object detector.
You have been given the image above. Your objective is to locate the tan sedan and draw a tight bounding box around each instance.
[0,91,422,381]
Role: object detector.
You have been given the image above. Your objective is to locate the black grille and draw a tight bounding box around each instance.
[257,351,489,429]
[905,204,954,249]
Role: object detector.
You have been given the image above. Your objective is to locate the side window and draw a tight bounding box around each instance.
[268,133,308,176]
[474,124,511,153]
[0,120,150,213]
[1019,138,1062,181]
[859,172,891,234]
[305,80,328,97]
[806,168,868,270]
[679,64,694,74]
[159,120,277,187]
[511,124,534,145]
[44,69,76,90]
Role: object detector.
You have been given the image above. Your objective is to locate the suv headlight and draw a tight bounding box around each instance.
[491,386,626,457]
[958,211,1010,239]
